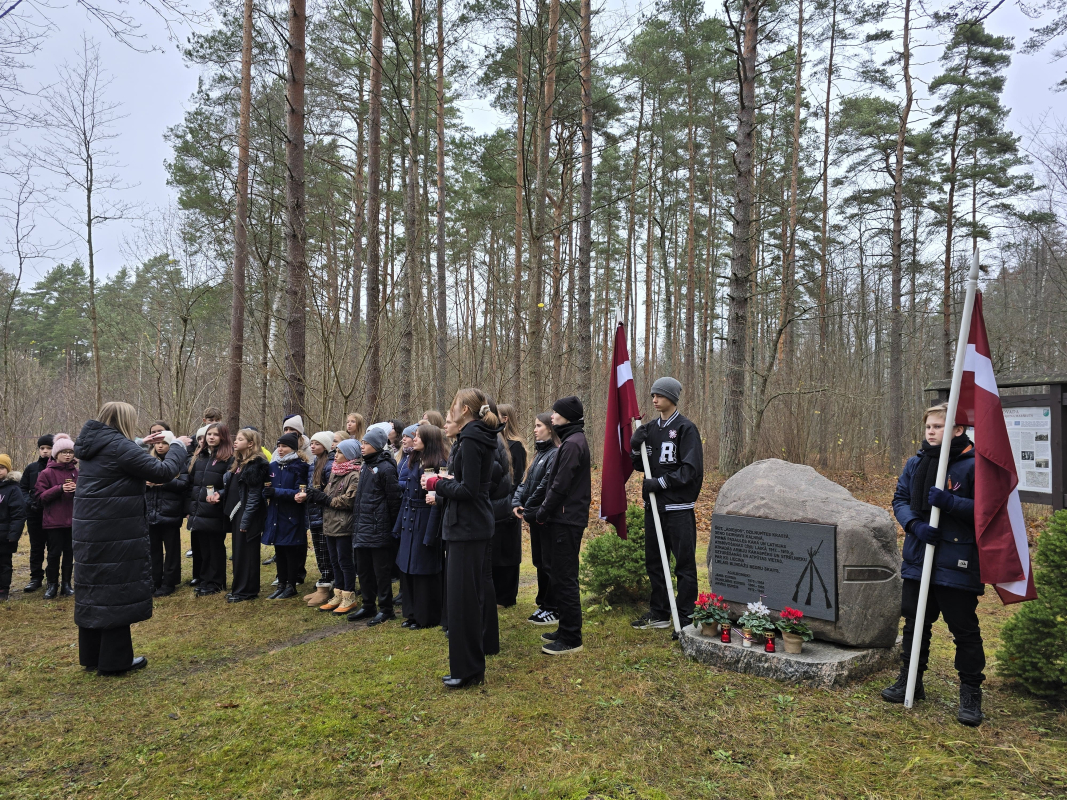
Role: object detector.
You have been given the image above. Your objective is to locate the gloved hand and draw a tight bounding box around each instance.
[928,486,957,514]
[642,477,661,497]
[910,521,940,545]
[630,425,649,451]
[535,507,547,524]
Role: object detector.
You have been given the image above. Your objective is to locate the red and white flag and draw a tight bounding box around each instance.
[957,293,1037,604]
[600,322,641,538]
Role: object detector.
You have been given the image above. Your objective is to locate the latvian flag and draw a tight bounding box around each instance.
[957,293,1037,604]
[600,322,641,538]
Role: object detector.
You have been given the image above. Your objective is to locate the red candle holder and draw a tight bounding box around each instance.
[765,633,776,653]
[720,627,731,644]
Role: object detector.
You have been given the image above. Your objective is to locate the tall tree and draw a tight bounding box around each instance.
[226,0,254,432]
[576,0,593,402]
[435,0,447,411]
[400,0,423,421]
[284,0,308,418]
[512,0,525,400]
[365,0,385,416]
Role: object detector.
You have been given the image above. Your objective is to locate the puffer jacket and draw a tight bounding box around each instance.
[306,463,360,538]
[35,458,78,529]
[72,420,188,629]
[893,445,981,593]
[263,455,310,547]
[513,439,557,518]
[352,449,401,548]
[0,476,27,552]
[306,453,334,530]
[221,456,270,534]
[186,449,234,533]
[145,456,188,527]
[490,437,515,523]
[20,456,48,519]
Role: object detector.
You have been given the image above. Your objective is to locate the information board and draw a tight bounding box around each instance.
[710,513,838,622]
[1004,407,1053,494]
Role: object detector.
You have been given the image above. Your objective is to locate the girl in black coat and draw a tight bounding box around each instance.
[423,388,502,689]
[0,454,27,602]
[221,428,270,603]
[73,402,190,675]
[394,423,449,629]
[144,421,188,597]
[512,412,560,624]
[188,423,235,597]
[493,404,527,607]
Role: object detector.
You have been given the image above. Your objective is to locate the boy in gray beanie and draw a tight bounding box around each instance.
[629,376,703,630]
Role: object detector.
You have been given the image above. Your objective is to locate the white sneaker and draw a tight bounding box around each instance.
[271,577,280,587]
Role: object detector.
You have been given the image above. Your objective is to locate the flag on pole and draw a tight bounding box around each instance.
[600,321,641,538]
[956,293,1037,604]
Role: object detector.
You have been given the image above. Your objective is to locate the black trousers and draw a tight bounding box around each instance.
[149,523,182,590]
[0,548,12,591]
[492,566,520,608]
[551,523,585,647]
[194,529,228,592]
[325,536,356,592]
[400,570,442,627]
[230,527,261,598]
[645,509,698,624]
[310,527,333,585]
[447,539,488,680]
[901,578,986,687]
[78,625,134,672]
[356,546,394,613]
[440,545,449,630]
[275,544,305,586]
[45,527,73,585]
[190,531,203,581]
[482,537,499,656]
[529,520,555,611]
[26,516,46,582]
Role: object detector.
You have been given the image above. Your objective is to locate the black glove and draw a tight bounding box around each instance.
[910,521,940,545]
[630,425,649,451]
[535,507,547,524]
[927,486,957,514]
[642,477,661,497]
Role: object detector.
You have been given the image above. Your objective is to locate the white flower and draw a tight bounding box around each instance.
[746,600,770,617]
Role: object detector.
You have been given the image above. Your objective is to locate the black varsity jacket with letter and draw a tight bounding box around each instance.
[630,410,703,512]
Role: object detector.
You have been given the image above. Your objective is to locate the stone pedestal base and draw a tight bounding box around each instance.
[679,625,900,689]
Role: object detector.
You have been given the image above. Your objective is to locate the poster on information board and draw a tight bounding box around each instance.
[1003,407,1053,494]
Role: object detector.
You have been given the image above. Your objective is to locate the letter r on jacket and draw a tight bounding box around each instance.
[659,442,676,464]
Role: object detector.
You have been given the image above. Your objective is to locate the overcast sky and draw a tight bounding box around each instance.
[1,0,1063,285]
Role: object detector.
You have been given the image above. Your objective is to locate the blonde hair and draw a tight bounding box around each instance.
[451,388,500,428]
[231,428,264,472]
[922,402,949,426]
[422,409,445,429]
[497,403,522,442]
[334,430,349,441]
[97,402,138,440]
[346,412,365,439]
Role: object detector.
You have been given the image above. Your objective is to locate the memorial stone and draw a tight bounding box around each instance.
[708,459,901,648]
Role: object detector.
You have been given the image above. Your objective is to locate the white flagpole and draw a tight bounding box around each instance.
[905,248,981,708]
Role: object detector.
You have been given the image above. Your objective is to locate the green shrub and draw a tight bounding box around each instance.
[580,504,650,602]
[997,510,1067,696]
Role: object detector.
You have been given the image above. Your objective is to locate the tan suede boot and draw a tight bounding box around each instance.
[318,588,343,612]
[333,591,359,615]
[306,584,332,607]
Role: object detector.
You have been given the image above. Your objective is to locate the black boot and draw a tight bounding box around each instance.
[60,581,74,597]
[276,583,298,599]
[43,583,59,600]
[23,578,43,592]
[881,667,925,704]
[957,684,984,727]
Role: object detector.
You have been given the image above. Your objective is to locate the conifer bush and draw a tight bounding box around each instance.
[997,510,1067,696]
[579,504,650,602]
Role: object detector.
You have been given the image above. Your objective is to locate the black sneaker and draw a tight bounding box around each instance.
[881,668,925,704]
[542,639,583,655]
[631,612,671,630]
[541,629,561,643]
[957,684,984,727]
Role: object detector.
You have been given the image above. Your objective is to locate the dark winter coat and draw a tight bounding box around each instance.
[492,439,524,566]
[72,420,188,629]
[393,456,444,575]
[306,464,359,538]
[263,455,310,547]
[221,456,270,535]
[35,459,78,529]
[630,410,704,512]
[893,445,981,593]
[536,420,591,528]
[20,456,48,520]
[397,454,415,492]
[352,449,401,548]
[306,453,334,530]
[0,476,27,553]
[435,420,500,543]
[490,438,515,523]
[512,439,558,518]
[186,449,235,533]
[145,456,189,528]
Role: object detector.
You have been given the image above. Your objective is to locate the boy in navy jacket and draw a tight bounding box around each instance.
[884,402,985,727]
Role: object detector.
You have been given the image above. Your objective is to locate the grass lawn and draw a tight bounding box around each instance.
[2,471,1066,799]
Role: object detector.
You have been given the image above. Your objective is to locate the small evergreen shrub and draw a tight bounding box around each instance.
[997,510,1067,696]
[580,504,649,602]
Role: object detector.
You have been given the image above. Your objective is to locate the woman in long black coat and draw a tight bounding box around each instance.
[220,428,270,602]
[186,423,235,596]
[493,404,527,607]
[73,402,189,675]
[394,423,448,629]
[423,388,502,689]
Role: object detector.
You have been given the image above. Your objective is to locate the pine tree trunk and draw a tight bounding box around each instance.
[400,0,422,422]
[435,0,448,411]
[720,0,759,476]
[683,35,696,394]
[576,0,592,404]
[284,0,307,418]
[365,0,384,416]
[817,0,835,469]
[227,0,254,432]
[512,0,525,402]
